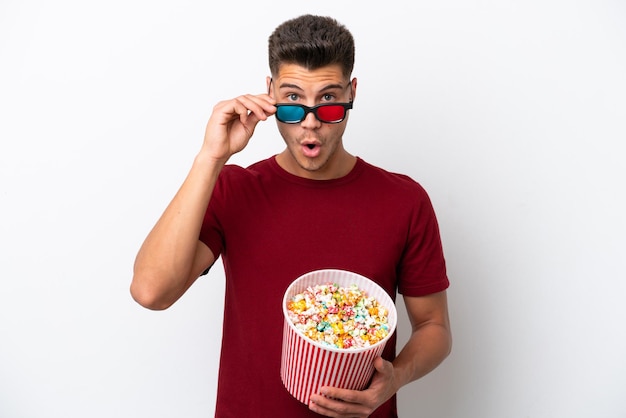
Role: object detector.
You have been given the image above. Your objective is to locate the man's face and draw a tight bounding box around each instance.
[268,63,356,180]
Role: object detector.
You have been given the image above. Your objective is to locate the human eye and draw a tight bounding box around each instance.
[321,93,336,102]
[286,93,300,102]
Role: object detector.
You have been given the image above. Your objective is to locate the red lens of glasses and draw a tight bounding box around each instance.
[316,105,345,122]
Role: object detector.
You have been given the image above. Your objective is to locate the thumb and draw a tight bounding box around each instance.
[373,357,393,375]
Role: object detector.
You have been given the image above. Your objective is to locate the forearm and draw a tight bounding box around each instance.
[392,321,452,390]
[131,151,223,309]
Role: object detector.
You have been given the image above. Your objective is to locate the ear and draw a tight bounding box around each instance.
[350,77,357,102]
[266,76,273,97]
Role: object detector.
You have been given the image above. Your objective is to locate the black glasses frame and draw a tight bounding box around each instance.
[274,102,353,124]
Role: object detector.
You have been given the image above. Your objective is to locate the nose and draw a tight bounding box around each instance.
[300,109,321,128]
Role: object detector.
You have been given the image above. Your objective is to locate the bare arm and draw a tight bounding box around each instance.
[130,154,221,310]
[130,93,277,310]
[309,290,452,417]
[391,291,452,386]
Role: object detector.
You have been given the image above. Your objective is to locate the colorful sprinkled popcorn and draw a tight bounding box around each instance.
[286,283,390,349]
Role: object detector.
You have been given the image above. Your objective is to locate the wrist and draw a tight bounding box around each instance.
[187,150,228,189]
[194,148,228,171]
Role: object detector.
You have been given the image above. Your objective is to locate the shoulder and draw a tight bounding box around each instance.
[357,158,430,197]
[211,158,284,206]
[217,157,274,184]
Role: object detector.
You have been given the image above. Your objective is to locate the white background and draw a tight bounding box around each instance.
[1,1,625,417]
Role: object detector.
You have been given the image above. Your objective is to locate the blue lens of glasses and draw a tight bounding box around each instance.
[276,106,306,123]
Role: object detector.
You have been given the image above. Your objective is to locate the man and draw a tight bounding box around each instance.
[131,14,451,418]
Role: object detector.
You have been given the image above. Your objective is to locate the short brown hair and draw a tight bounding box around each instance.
[268,15,355,79]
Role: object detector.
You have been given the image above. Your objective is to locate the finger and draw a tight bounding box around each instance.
[318,386,365,405]
[373,356,393,375]
[309,393,370,418]
[234,94,277,122]
[211,94,275,125]
[210,100,249,126]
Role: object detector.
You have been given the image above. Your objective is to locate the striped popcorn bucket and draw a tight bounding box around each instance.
[280,269,397,405]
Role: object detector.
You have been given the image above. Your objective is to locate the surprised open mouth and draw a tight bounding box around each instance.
[301,142,321,158]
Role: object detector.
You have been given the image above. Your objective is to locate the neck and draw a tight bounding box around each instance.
[275,148,357,180]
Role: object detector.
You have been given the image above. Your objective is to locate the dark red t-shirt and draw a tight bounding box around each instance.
[200,156,449,417]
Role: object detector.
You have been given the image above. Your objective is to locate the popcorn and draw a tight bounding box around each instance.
[286,283,390,350]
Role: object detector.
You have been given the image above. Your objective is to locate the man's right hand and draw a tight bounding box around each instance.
[202,93,277,164]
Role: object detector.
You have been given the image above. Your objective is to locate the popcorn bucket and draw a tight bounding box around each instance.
[280,269,397,405]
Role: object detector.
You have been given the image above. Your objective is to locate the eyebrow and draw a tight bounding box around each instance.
[278,82,345,92]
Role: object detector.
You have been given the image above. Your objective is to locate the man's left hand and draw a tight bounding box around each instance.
[308,357,398,417]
